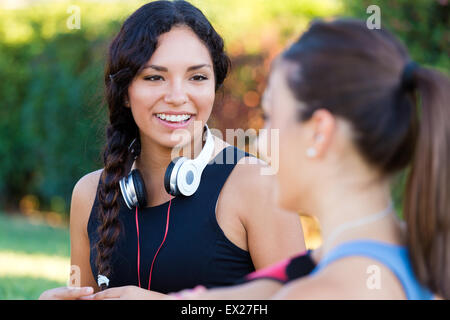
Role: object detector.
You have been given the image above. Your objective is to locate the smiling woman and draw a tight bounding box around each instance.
[38,0,306,300]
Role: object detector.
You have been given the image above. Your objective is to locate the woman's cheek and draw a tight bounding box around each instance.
[129,84,162,121]
[191,88,215,120]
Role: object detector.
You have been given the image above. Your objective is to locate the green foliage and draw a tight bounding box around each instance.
[0,1,127,211]
[343,0,449,73]
[0,32,107,209]
[191,0,342,54]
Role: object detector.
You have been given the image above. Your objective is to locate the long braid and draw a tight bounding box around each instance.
[95,125,133,290]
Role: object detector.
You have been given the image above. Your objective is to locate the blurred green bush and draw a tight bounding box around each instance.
[0,0,447,215]
[0,1,139,211]
[344,0,449,72]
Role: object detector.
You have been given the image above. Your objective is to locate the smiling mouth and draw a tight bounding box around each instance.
[154,113,194,124]
[155,113,191,123]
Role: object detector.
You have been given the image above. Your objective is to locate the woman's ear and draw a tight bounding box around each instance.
[305,108,335,159]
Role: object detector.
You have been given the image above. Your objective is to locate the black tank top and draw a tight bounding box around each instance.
[87,146,255,293]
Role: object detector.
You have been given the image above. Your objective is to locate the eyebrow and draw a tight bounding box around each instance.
[187,64,212,71]
[142,64,212,72]
[144,65,168,72]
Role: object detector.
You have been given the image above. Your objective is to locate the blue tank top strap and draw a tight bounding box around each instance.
[311,240,434,300]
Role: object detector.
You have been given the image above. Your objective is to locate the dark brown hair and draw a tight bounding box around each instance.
[96,0,230,290]
[282,19,450,298]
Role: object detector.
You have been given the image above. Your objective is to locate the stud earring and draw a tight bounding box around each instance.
[306,147,317,158]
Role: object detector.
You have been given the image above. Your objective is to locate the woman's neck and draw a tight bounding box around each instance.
[310,176,404,262]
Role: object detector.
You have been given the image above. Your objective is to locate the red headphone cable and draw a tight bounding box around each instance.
[135,198,172,290]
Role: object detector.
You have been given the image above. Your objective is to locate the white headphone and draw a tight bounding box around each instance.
[119,124,214,209]
[164,124,214,197]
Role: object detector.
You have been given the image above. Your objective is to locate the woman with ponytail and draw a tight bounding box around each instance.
[264,18,449,299]
[39,0,305,300]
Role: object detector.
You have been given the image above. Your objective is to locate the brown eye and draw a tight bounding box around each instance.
[190,75,208,81]
[144,75,164,81]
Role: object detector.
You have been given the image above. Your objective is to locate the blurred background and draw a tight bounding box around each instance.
[0,0,448,299]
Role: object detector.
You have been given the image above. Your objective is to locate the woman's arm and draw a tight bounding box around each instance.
[169,279,283,300]
[69,169,102,290]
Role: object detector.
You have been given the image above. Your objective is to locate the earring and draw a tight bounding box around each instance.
[306,147,317,158]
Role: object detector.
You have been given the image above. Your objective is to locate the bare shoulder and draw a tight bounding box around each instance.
[72,169,103,206]
[216,148,275,214]
[70,169,103,230]
[229,154,277,211]
[210,136,273,206]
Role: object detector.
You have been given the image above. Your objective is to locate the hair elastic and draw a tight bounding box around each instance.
[401,61,419,91]
[97,274,110,288]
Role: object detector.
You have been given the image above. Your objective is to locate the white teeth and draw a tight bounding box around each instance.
[156,113,191,122]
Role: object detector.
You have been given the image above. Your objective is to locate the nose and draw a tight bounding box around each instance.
[164,80,188,106]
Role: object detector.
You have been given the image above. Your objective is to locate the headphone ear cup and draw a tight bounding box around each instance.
[164,157,182,196]
[131,169,147,208]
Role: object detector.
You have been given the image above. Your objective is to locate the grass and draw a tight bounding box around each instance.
[0,213,70,300]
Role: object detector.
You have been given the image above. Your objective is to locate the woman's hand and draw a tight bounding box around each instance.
[80,285,166,300]
[39,286,94,300]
